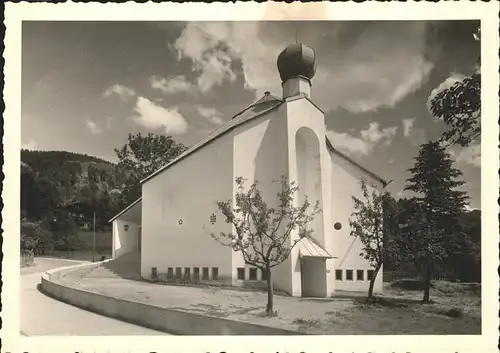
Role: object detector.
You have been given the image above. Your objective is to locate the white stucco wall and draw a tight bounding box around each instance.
[232,107,290,288]
[141,132,234,281]
[285,98,333,297]
[112,220,139,259]
[329,152,384,293]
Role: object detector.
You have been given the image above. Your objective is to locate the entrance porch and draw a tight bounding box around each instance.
[109,197,142,260]
[296,236,334,297]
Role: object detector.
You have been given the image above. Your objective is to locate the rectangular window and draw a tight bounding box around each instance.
[249,268,258,280]
[212,267,219,280]
[167,267,174,279]
[367,270,374,281]
[175,267,182,279]
[357,270,364,281]
[335,269,343,281]
[237,267,245,280]
[261,268,268,281]
[202,267,209,280]
[184,267,191,281]
[346,269,353,281]
[193,267,200,281]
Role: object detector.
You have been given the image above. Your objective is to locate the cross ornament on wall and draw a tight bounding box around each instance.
[210,213,216,225]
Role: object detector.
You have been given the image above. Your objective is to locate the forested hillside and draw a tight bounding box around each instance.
[20,133,187,258]
[21,150,127,232]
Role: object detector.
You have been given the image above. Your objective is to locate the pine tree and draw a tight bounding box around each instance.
[403,141,468,302]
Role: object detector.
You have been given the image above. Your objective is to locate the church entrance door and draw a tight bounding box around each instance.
[300,257,327,297]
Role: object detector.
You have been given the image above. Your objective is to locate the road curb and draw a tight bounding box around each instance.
[40,262,302,335]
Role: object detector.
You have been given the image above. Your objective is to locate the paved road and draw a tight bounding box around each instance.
[21,257,167,336]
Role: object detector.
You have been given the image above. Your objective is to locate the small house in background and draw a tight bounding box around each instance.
[64,200,93,229]
[110,43,387,297]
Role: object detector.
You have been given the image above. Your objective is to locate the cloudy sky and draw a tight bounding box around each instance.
[21,20,481,208]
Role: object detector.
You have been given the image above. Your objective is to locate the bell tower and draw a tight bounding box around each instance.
[277,43,317,98]
[274,42,333,298]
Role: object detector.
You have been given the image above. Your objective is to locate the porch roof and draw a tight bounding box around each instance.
[297,237,335,259]
[108,197,142,224]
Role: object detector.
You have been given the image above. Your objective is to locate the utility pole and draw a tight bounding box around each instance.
[92,211,96,262]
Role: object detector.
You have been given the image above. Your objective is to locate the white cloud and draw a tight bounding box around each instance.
[149,75,196,94]
[402,118,415,137]
[196,105,225,125]
[360,122,398,146]
[103,84,136,102]
[328,131,370,155]
[132,96,189,135]
[86,120,102,135]
[449,143,481,168]
[464,204,480,212]
[401,118,427,146]
[22,140,37,150]
[174,22,435,112]
[327,122,398,157]
[196,50,237,92]
[427,72,466,114]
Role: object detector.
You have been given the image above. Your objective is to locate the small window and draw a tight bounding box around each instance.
[175,267,182,279]
[335,269,343,281]
[202,267,209,280]
[261,268,268,281]
[193,267,200,281]
[249,268,257,280]
[167,267,174,279]
[184,267,191,281]
[357,270,364,281]
[237,267,245,280]
[367,270,374,281]
[346,269,353,281]
[212,267,219,280]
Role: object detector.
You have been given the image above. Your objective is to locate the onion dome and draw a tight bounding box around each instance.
[277,43,317,83]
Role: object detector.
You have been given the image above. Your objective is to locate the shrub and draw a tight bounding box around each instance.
[444,307,464,318]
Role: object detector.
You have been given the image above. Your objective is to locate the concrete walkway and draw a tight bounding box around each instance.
[21,258,168,336]
[59,258,355,333]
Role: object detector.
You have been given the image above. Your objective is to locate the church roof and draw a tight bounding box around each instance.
[140,93,386,187]
[108,197,142,223]
[140,94,284,184]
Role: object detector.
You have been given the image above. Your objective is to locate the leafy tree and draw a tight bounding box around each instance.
[403,141,468,302]
[114,132,187,206]
[50,212,83,255]
[212,176,321,316]
[21,219,53,255]
[429,27,481,147]
[21,162,35,216]
[349,180,400,299]
[443,209,481,282]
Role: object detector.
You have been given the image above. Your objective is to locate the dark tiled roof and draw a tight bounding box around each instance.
[140,93,386,187]
[325,137,387,186]
[140,95,284,184]
[109,197,142,223]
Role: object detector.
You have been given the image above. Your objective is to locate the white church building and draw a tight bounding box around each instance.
[110,43,387,297]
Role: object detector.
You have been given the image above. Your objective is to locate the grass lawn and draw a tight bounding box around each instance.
[291,281,481,334]
[37,229,112,262]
